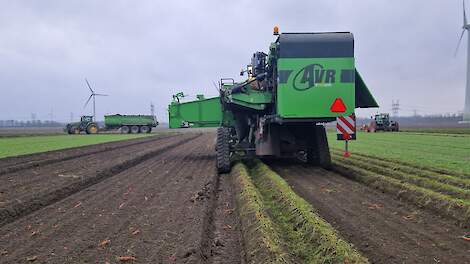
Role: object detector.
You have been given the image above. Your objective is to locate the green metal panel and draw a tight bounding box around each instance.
[230,90,272,110]
[104,115,155,127]
[355,70,378,108]
[277,58,355,118]
[168,97,223,128]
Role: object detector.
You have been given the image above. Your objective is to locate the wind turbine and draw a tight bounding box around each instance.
[456,0,470,123]
[84,78,108,121]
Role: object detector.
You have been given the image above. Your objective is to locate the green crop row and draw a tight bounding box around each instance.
[231,163,292,264]
[331,152,470,201]
[331,149,470,188]
[232,161,368,264]
[327,131,470,175]
[331,160,470,227]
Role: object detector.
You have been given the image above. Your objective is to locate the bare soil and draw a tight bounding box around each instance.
[269,161,470,264]
[0,133,243,263]
[0,134,178,175]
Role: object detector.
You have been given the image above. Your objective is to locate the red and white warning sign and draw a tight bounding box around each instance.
[336,114,356,141]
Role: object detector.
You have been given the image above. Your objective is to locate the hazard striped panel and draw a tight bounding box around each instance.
[336,114,356,140]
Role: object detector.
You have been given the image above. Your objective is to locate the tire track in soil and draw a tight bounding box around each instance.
[200,170,246,264]
[0,133,200,228]
[269,162,470,264]
[0,133,179,176]
[0,133,244,264]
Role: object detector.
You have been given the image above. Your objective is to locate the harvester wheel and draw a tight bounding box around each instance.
[86,124,98,134]
[216,127,231,173]
[121,126,130,134]
[140,126,150,133]
[130,126,140,134]
[306,125,331,169]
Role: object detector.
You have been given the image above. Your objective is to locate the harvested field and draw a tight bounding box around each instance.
[0,132,244,263]
[269,161,470,264]
[1,131,469,264]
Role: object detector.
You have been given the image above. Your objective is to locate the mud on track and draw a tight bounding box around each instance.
[0,133,244,263]
[270,161,470,264]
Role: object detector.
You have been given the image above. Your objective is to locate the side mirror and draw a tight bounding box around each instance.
[240,69,244,76]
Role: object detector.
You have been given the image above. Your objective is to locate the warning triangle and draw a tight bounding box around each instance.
[330,98,347,113]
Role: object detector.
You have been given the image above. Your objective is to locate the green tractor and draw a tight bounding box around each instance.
[169,28,378,173]
[367,113,399,132]
[65,115,99,134]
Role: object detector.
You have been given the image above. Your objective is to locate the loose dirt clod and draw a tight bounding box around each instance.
[26,255,37,261]
[117,256,137,261]
[98,239,110,247]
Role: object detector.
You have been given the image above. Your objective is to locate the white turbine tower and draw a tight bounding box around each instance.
[456,0,470,123]
[84,78,108,122]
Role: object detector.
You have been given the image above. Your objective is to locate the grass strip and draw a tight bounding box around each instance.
[331,147,470,179]
[231,162,292,264]
[332,153,470,201]
[248,160,368,264]
[331,161,470,227]
[0,134,157,158]
[331,149,470,189]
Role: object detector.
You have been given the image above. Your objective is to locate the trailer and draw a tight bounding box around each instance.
[104,114,158,133]
[168,28,378,173]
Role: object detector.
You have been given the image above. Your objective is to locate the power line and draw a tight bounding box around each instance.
[391,100,400,117]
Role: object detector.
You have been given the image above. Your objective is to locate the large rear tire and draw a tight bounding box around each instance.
[121,126,130,134]
[216,127,231,174]
[86,123,98,134]
[306,125,331,169]
[130,126,139,134]
[140,126,150,133]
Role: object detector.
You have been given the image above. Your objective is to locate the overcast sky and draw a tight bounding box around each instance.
[0,0,467,121]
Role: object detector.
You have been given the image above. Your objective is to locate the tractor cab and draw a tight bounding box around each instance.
[367,113,399,132]
[374,113,390,126]
[81,116,93,122]
[65,115,98,135]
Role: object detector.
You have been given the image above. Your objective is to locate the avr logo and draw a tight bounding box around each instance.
[293,64,336,91]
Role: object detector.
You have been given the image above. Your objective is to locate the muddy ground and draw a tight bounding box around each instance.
[270,161,470,264]
[0,133,244,263]
[1,131,468,263]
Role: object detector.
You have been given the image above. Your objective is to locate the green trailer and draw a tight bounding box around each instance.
[169,28,378,173]
[104,114,159,133]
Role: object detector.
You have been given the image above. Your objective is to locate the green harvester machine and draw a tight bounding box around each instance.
[169,28,378,173]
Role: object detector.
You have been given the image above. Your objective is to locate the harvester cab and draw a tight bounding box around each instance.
[168,27,379,173]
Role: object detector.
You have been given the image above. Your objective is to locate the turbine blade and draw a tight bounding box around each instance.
[94,93,108,96]
[455,29,466,57]
[85,78,94,93]
[465,0,468,26]
[84,94,93,108]
[212,81,219,92]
